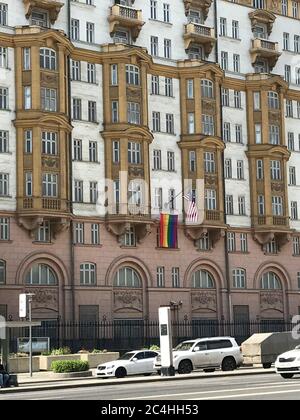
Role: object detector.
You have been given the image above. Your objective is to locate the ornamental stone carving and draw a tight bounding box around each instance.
[260,292,283,312]
[114,290,143,312]
[191,291,217,312]
[25,288,58,310]
[42,157,59,169]
[41,72,58,87]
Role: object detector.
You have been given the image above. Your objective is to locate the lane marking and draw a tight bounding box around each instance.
[194,389,300,400]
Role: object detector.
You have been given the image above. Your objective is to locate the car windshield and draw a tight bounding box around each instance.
[174,342,195,351]
[118,352,136,360]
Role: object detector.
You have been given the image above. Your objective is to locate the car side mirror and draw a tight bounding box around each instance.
[132,357,138,362]
[194,347,200,352]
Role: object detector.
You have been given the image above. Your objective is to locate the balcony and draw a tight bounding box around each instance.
[252,215,291,247]
[250,38,281,70]
[183,1,213,20]
[108,4,144,42]
[184,23,216,55]
[23,0,64,24]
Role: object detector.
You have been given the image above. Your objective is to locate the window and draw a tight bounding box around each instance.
[167,151,175,171]
[42,173,58,197]
[225,158,232,178]
[86,22,94,43]
[294,35,300,53]
[31,9,48,27]
[151,36,158,56]
[233,268,246,288]
[23,47,30,70]
[282,0,288,15]
[270,160,281,180]
[35,221,50,243]
[269,125,280,145]
[291,201,298,220]
[235,125,242,143]
[155,267,165,288]
[113,30,130,44]
[71,60,81,81]
[168,188,175,210]
[187,79,194,99]
[151,75,159,95]
[71,19,80,41]
[0,87,8,109]
[152,111,161,132]
[126,65,140,86]
[0,3,7,26]
[111,101,119,123]
[238,196,246,216]
[226,195,233,215]
[127,102,140,124]
[41,88,57,112]
[197,233,211,251]
[24,130,32,154]
[150,0,157,19]
[255,124,262,143]
[192,270,214,288]
[227,232,236,252]
[0,217,9,240]
[25,264,57,285]
[289,166,296,185]
[253,92,261,110]
[205,189,217,210]
[40,48,56,70]
[222,88,229,106]
[233,54,240,73]
[232,20,239,39]
[258,194,265,215]
[89,182,98,204]
[165,77,173,97]
[268,92,279,109]
[283,32,290,50]
[114,267,141,288]
[0,47,7,68]
[88,101,97,122]
[73,139,82,161]
[237,160,244,179]
[25,172,32,197]
[91,224,100,245]
[256,159,264,180]
[240,233,248,253]
[74,180,83,202]
[221,51,228,70]
[188,113,195,134]
[153,149,161,170]
[166,113,174,134]
[73,98,82,120]
[204,152,215,173]
[154,187,162,210]
[288,132,294,151]
[223,122,231,142]
[163,3,170,22]
[87,63,96,84]
[293,237,300,256]
[202,114,214,135]
[220,18,227,37]
[128,142,141,164]
[0,260,5,284]
[286,99,293,117]
[80,263,96,285]
[298,272,300,289]
[74,222,84,244]
[42,132,57,155]
[234,91,242,108]
[201,80,214,98]
[261,272,281,289]
[0,130,8,153]
[272,196,283,216]
[164,39,171,59]
[0,173,9,196]
[113,140,120,163]
[121,227,136,247]
[189,151,196,172]
[293,1,299,18]
[172,267,180,288]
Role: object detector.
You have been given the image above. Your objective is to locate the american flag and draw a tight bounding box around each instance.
[183,191,198,223]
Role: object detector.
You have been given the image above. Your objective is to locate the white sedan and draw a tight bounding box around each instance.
[95,350,159,379]
[275,345,300,379]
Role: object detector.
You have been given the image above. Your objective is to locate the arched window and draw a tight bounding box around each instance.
[113,267,141,288]
[192,269,214,288]
[260,271,282,290]
[126,64,140,86]
[40,48,57,70]
[201,79,214,98]
[232,268,246,289]
[0,260,5,285]
[25,264,57,285]
[268,91,279,109]
[80,263,96,285]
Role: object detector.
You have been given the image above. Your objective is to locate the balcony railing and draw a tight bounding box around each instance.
[273,216,288,226]
[185,22,215,38]
[109,4,144,41]
[205,210,220,221]
[251,38,280,53]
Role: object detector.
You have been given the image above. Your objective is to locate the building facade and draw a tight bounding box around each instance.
[1,0,300,324]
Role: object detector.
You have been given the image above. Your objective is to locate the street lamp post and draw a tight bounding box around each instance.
[28,294,34,377]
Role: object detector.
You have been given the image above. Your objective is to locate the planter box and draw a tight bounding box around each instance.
[39,354,81,371]
[80,352,119,368]
[49,371,92,379]
[8,357,40,373]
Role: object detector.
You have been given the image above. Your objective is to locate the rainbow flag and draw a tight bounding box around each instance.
[159,214,178,248]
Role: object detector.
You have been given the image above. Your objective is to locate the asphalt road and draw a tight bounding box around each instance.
[1,373,300,400]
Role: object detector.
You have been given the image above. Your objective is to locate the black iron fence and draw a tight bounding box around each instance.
[8,319,295,354]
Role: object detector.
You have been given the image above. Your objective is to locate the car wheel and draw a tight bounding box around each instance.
[115,367,127,379]
[280,373,294,379]
[203,369,215,373]
[157,370,161,376]
[178,360,193,374]
[263,363,272,369]
[222,357,237,372]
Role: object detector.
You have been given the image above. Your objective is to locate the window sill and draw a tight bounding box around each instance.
[151,130,177,136]
[0,109,11,112]
[155,247,180,251]
[152,169,177,173]
[119,245,137,249]
[32,241,53,245]
[74,243,102,248]
[219,35,241,42]
[71,0,96,7]
[150,93,176,99]
[72,159,100,164]
[72,119,99,125]
[149,18,172,26]
[0,195,12,199]
[0,152,12,155]
[71,79,98,86]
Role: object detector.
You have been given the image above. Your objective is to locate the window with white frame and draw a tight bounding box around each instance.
[0,47,7,68]
[80,263,96,285]
[0,87,8,109]
[202,114,214,135]
[163,3,170,23]
[0,3,8,26]
[128,142,141,164]
[41,88,57,112]
[192,270,214,288]
[226,195,234,215]
[201,80,214,98]
[86,22,94,43]
[114,267,141,288]
[289,166,296,185]
[237,160,244,179]
[91,223,100,245]
[74,222,84,244]
[150,36,159,56]
[166,113,174,134]
[71,19,80,41]
[225,158,232,178]
[25,172,32,197]
[35,221,50,242]
[167,151,175,171]
[172,267,180,288]
[205,189,217,210]
[150,0,157,19]
[113,140,120,163]
[187,79,194,99]
[24,86,31,109]
[164,39,171,58]
[221,51,228,70]
[126,65,140,86]
[31,9,48,27]
[260,271,281,289]
[222,88,229,106]
[286,99,293,117]
[197,233,211,251]
[272,196,283,216]
[165,77,173,97]
[227,232,236,252]
[255,124,262,143]
[232,20,239,39]
[168,188,176,210]
[87,63,96,83]
[113,29,130,44]
[152,111,161,132]
[240,233,248,253]
[204,152,215,173]
[293,237,300,256]
[89,181,98,204]
[71,60,81,81]
[42,173,58,197]
[25,264,57,285]
[256,159,264,180]
[73,98,82,120]
[74,180,83,202]
[234,91,242,108]
[23,47,31,70]
[189,151,196,172]
[153,149,161,170]
[24,130,32,154]
[0,173,9,196]
[270,160,281,180]
[121,227,136,247]
[288,132,294,151]
[151,75,159,94]
[0,260,5,284]
[235,125,242,143]
[223,122,231,142]
[88,101,97,123]
[73,139,82,161]
[0,217,9,240]
[128,180,142,205]
[157,267,165,288]
[42,132,57,155]
[188,112,195,134]
[111,101,119,123]
[233,54,240,73]
[291,201,298,220]
[233,268,246,288]
[127,102,140,124]
[220,17,227,36]
[268,91,279,109]
[238,196,246,215]
[40,48,56,70]
[253,92,261,110]
[258,194,265,215]
[269,124,280,145]
[154,187,162,210]
[0,130,8,153]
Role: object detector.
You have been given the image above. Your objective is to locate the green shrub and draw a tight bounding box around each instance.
[149,345,160,351]
[51,360,89,373]
[50,346,71,356]
[91,349,102,354]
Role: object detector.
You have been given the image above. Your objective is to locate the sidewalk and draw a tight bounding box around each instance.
[0,367,276,394]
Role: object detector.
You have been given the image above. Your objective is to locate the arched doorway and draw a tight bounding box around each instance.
[260,271,285,330]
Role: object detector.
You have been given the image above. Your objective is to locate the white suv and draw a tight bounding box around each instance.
[154,336,243,374]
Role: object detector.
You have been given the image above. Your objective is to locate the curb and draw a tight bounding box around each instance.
[0,369,276,394]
